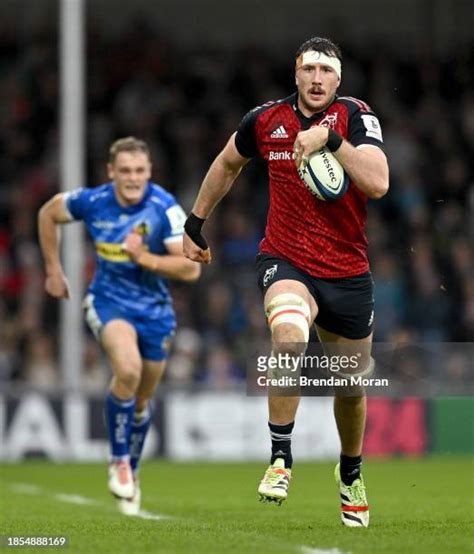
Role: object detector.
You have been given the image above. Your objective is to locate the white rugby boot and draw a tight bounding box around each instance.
[258,458,292,505]
[108,460,134,500]
[335,462,370,527]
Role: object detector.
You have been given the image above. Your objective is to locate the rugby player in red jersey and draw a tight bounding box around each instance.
[183,37,389,527]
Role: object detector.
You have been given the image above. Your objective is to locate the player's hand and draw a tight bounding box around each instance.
[293,126,330,169]
[183,232,212,264]
[45,270,70,299]
[123,231,144,262]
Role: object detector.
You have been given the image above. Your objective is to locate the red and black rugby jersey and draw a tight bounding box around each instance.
[235,93,385,278]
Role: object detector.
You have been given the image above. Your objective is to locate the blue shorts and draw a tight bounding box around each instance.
[83,293,176,361]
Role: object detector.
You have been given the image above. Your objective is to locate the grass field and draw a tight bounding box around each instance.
[1,457,473,554]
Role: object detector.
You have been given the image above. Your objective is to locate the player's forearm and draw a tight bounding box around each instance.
[38,204,64,274]
[192,153,243,219]
[334,142,389,199]
[135,251,201,282]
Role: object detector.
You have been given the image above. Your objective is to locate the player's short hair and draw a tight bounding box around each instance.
[295,37,342,62]
[109,137,151,164]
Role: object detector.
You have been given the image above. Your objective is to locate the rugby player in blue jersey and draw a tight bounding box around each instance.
[38,137,200,515]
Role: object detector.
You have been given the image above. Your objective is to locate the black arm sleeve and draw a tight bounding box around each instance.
[234,108,260,158]
[348,108,386,152]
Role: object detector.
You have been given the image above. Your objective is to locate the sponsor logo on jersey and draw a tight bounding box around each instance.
[95,242,130,262]
[263,264,278,286]
[92,220,116,230]
[270,125,289,139]
[318,113,338,129]
[269,151,291,161]
[95,241,151,262]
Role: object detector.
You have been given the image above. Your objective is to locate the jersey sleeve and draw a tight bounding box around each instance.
[348,108,385,151]
[234,107,260,158]
[63,187,91,221]
[161,201,187,244]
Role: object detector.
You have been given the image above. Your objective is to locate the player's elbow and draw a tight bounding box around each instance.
[366,165,389,199]
[368,178,389,199]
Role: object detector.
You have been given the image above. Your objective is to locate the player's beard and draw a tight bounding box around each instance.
[300,89,335,114]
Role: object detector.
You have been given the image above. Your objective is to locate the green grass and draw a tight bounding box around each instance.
[1,458,473,553]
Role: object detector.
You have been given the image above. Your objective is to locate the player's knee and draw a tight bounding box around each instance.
[266,293,310,344]
[114,358,142,393]
[337,356,375,379]
[273,322,306,343]
[272,324,307,357]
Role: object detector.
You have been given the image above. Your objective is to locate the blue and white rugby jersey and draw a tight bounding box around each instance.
[64,181,186,319]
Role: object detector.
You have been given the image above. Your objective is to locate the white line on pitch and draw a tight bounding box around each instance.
[8,481,171,520]
[133,510,170,521]
[54,493,101,506]
[300,547,352,554]
[9,482,44,495]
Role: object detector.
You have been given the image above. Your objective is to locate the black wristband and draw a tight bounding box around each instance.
[326,129,343,152]
[184,212,208,250]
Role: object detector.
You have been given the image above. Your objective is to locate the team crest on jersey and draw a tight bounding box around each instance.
[133,221,151,237]
[318,113,338,129]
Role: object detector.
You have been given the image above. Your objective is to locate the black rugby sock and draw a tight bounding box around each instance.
[340,454,362,485]
[269,421,294,469]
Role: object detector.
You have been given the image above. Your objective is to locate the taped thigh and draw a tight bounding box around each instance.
[266,293,311,342]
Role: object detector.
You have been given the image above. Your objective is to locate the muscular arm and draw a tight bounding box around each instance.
[124,232,200,282]
[192,132,250,218]
[333,141,389,199]
[129,238,201,282]
[37,193,73,298]
[183,133,250,263]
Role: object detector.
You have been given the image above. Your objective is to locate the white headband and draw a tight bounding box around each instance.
[296,50,342,79]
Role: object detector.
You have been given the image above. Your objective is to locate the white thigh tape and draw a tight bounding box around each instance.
[266,293,311,343]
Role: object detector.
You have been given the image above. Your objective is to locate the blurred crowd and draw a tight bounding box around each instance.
[0,19,472,392]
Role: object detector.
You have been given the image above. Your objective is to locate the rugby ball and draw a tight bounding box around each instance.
[298,148,349,201]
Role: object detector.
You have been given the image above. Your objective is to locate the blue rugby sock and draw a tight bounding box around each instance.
[105,392,136,462]
[129,405,152,475]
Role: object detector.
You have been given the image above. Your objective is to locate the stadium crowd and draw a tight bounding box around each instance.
[0,21,472,391]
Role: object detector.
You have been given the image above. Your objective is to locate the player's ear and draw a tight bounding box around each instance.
[107,163,114,179]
